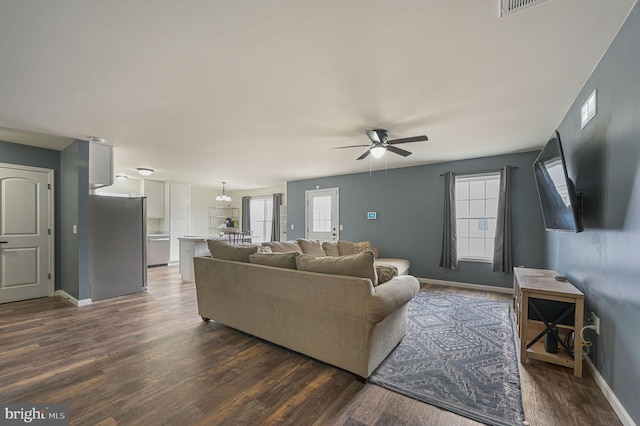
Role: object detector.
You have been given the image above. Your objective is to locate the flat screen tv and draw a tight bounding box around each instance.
[533,130,583,232]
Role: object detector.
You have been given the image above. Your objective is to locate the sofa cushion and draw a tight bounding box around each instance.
[321,241,340,256]
[376,258,410,276]
[296,251,377,285]
[207,240,259,263]
[297,238,326,257]
[376,264,398,284]
[249,252,299,269]
[337,240,357,255]
[262,241,302,253]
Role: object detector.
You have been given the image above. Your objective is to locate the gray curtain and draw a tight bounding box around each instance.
[241,196,251,233]
[271,193,283,241]
[493,166,513,273]
[439,172,457,269]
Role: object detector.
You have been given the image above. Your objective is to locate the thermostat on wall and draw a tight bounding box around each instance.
[367,212,377,220]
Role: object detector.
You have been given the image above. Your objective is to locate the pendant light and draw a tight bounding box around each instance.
[215,181,232,202]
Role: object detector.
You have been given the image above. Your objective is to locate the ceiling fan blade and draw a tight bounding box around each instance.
[387,135,428,145]
[386,145,412,157]
[365,130,380,144]
[356,149,371,160]
[332,144,371,149]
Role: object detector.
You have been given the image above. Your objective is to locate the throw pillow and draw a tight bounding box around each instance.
[249,252,299,269]
[352,241,379,258]
[207,240,258,263]
[296,251,377,285]
[296,238,326,257]
[375,264,398,285]
[322,241,340,256]
[261,241,303,253]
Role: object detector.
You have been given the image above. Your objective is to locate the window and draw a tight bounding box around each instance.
[455,173,500,261]
[250,197,273,244]
[312,195,332,232]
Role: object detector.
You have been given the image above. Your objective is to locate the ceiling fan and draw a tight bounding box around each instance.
[334,129,428,160]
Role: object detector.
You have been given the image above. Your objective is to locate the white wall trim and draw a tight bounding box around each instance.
[55,290,92,307]
[417,277,514,294]
[584,357,636,426]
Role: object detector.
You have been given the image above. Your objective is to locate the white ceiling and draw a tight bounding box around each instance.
[0,0,635,190]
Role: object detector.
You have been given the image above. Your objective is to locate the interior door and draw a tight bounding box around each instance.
[306,188,339,241]
[0,164,52,303]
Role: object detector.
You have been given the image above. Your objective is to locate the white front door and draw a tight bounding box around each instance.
[0,164,53,304]
[306,188,339,241]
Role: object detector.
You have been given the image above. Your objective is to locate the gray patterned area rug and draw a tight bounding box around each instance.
[370,291,525,426]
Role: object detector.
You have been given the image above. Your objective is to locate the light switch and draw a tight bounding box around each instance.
[72,224,77,234]
[291,224,294,230]
[339,224,344,231]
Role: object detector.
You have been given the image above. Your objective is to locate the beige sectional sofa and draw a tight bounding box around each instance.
[193,239,419,379]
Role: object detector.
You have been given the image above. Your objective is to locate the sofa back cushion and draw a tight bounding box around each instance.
[297,238,326,257]
[296,251,377,285]
[249,252,299,269]
[207,240,259,263]
[337,240,357,256]
[321,241,340,256]
[262,241,302,253]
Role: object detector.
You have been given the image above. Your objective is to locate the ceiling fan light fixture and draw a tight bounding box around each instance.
[215,181,232,202]
[137,168,154,176]
[370,146,386,158]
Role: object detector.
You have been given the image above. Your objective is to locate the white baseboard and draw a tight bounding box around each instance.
[417,277,514,294]
[54,290,92,306]
[584,356,636,426]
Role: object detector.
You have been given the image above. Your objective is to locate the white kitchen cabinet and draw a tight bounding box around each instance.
[170,183,190,218]
[140,180,165,219]
[169,183,190,262]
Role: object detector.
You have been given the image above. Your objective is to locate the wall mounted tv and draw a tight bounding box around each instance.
[533,130,583,232]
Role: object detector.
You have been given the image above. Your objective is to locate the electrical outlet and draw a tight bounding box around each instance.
[590,312,600,335]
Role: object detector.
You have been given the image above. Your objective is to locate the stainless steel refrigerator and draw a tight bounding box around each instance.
[89,195,147,301]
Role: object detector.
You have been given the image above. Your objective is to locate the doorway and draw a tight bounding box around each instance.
[0,163,53,303]
[305,188,339,241]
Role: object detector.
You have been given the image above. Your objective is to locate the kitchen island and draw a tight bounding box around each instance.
[178,236,224,282]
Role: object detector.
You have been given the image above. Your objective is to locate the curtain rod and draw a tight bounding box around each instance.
[440,166,517,177]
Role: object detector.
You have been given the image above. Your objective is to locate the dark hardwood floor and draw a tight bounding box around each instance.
[0,267,621,425]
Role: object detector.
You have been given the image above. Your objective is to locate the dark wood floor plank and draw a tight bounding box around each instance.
[0,266,622,425]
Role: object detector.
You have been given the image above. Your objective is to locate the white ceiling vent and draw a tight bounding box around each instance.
[500,0,548,17]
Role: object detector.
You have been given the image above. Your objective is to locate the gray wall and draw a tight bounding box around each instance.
[287,150,545,289]
[548,3,640,422]
[60,140,90,300]
[0,140,62,291]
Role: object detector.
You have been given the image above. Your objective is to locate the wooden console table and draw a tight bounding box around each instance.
[513,267,584,377]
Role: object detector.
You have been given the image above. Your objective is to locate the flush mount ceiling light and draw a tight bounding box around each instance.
[136,168,154,176]
[115,175,128,181]
[215,181,232,202]
[88,136,106,143]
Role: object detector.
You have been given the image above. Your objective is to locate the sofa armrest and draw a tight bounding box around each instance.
[366,275,420,323]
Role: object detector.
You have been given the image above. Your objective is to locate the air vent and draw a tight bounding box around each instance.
[500,0,548,17]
